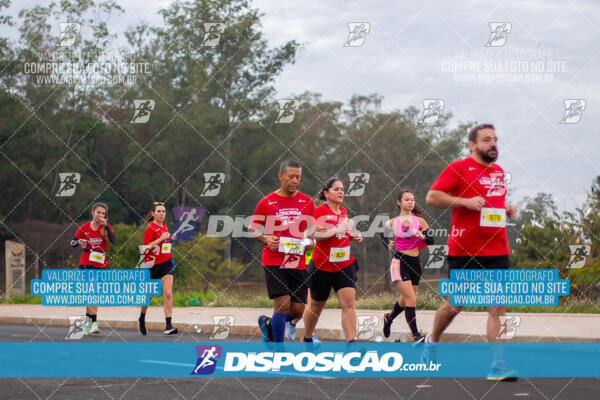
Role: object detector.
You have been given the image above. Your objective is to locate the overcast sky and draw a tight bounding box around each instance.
[3,0,599,212]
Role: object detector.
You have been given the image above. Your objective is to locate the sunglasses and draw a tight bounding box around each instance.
[153,201,165,206]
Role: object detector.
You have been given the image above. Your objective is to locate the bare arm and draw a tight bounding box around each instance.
[248,225,279,251]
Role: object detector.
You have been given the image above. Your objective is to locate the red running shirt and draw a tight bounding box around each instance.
[311,204,355,272]
[430,157,509,257]
[250,191,315,269]
[75,222,113,268]
[143,222,173,265]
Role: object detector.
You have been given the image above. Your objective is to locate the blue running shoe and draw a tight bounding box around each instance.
[487,360,518,381]
[420,334,438,364]
[258,315,273,342]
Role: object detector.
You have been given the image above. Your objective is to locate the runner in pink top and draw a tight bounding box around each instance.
[382,190,434,343]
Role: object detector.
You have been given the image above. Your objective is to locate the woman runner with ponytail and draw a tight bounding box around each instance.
[382,190,433,343]
[71,202,116,335]
[302,177,363,343]
[137,202,178,335]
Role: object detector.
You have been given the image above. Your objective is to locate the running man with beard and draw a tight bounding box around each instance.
[423,123,518,381]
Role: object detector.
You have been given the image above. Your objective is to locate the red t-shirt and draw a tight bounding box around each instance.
[430,156,509,257]
[311,204,355,272]
[143,222,172,265]
[250,191,315,269]
[75,222,113,268]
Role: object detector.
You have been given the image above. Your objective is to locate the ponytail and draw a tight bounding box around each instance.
[145,201,165,223]
[318,177,341,201]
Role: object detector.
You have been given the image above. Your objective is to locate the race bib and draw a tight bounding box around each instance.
[161,243,172,254]
[329,246,350,262]
[480,207,506,227]
[89,251,106,264]
[278,237,304,255]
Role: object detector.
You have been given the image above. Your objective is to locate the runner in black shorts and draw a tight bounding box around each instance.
[425,123,518,380]
[249,161,315,342]
[302,177,363,342]
[381,191,432,343]
[138,202,178,335]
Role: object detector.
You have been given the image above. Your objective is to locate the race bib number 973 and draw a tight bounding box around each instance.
[480,208,506,228]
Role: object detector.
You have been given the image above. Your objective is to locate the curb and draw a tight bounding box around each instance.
[1,315,597,342]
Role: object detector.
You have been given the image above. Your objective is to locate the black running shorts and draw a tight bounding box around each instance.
[310,261,358,302]
[263,265,308,304]
[149,259,176,279]
[389,253,422,286]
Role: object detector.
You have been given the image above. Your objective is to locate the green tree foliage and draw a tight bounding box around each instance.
[108,223,243,291]
[1,0,597,301]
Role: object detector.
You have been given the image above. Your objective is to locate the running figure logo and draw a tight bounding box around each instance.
[282,253,302,269]
[425,245,448,269]
[356,315,378,340]
[56,172,81,197]
[486,172,510,197]
[567,244,590,269]
[346,173,370,197]
[136,244,160,268]
[202,23,224,47]
[421,99,445,125]
[343,22,370,47]
[171,207,205,242]
[496,315,520,340]
[131,100,155,123]
[485,22,512,47]
[275,100,299,124]
[559,99,586,124]
[210,315,235,339]
[65,316,86,340]
[201,173,225,196]
[58,23,81,47]
[524,209,544,228]
[191,345,223,375]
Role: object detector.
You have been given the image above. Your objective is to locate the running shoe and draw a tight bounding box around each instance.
[487,360,518,381]
[138,316,147,336]
[302,335,322,351]
[79,320,91,336]
[412,332,426,345]
[345,340,367,355]
[163,326,179,335]
[382,313,393,338]
[258,315,274,342]
[420,334,438,364]
[89,322,100,335]
[284,321,296,341]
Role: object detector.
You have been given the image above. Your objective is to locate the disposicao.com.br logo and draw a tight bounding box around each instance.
[223,351,441,373]
[188,343,442,377]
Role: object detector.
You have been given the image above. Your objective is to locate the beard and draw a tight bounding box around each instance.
[477,147,498,163]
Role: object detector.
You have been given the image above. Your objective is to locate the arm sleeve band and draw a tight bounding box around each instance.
[107,228,116,244]
[422,229,434,245]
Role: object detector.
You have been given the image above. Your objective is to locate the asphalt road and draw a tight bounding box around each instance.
[0,324,597,400]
